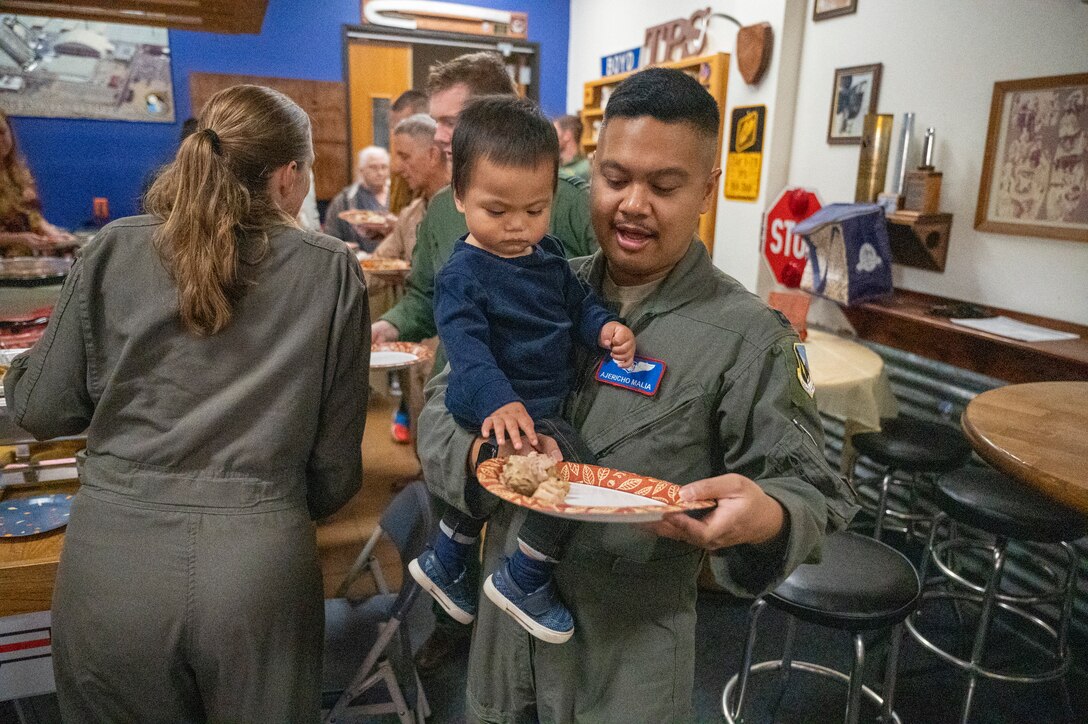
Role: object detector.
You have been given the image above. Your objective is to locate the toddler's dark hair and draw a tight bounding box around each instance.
[452,95,559,198]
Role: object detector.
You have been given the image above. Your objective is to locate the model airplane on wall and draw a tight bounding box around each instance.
[361,1,527,38]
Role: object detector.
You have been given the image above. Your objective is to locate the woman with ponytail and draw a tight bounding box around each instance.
[3,85,369,721]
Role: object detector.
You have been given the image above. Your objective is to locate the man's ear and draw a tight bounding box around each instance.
[700,167,722,215]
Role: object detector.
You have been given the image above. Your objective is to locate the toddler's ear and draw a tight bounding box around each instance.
[454,194,466,214]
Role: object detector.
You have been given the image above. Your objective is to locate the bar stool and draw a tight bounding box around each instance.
[722,532,920,724]
[851,417,972,541]
[905,467,1087,724]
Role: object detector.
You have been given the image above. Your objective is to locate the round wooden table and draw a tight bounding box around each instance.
[962,382,1088,514]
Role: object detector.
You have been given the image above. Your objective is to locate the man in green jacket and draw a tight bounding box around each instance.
[371,50,597,669]
[372,51,596,371]
[418,68,857,722]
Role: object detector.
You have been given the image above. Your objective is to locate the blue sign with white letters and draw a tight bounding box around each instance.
[601,47,641,77]
[595,354,666,397]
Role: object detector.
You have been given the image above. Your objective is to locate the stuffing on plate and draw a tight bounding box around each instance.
[500,452,570,504]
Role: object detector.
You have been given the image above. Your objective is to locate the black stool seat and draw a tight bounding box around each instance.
[769,532,920,631]
[852,417,972,472]
[934,468,1088,543]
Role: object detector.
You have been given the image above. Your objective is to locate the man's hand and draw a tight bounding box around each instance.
[371,320,400,344]
[600,321,636,369]
[481,401,536,451]
[645,474,786,550]
[468,433,562,476]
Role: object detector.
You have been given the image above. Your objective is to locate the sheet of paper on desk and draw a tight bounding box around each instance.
[950,316,1080,343]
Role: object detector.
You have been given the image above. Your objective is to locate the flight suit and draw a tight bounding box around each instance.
[418,239,858,723]
[4,216,369,722]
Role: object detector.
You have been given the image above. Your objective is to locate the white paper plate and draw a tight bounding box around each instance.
[371,350,418,368]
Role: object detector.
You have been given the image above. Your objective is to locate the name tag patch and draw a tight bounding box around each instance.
[595,355,666,396]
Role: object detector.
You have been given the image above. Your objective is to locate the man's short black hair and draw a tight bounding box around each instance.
[603,67,720,140]
[452,95,558,198]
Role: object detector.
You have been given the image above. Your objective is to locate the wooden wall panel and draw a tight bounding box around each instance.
[2,0,270,34]
[189,72,349,201]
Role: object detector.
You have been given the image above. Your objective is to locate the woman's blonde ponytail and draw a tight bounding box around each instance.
[145,85,312,336]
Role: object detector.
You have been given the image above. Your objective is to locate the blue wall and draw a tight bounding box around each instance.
[6,0,570,229]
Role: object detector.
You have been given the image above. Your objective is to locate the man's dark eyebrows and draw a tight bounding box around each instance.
[650,167,691,182]
[598,160,628,174]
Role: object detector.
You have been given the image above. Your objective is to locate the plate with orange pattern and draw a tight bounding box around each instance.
[360,257,410,277]
[475,459,714,522]
[338,209,389,226]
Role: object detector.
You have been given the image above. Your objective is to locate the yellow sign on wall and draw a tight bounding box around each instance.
[724,105,766,202]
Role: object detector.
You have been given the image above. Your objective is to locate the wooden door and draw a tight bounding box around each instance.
[346,42,412,163]
[189,72,348,201]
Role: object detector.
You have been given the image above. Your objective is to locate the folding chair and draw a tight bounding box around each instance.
[323,481,435,724]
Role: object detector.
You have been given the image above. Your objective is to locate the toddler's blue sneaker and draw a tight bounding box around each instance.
[409,548,477,624]
[483,558,574,644]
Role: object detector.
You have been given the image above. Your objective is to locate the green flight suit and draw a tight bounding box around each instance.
[418,240,858,724]
[381,176,596,372]
[559,155,591,184]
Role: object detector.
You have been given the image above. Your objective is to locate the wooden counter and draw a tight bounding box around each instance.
[842,289,1088,383]
[0,482,77,618]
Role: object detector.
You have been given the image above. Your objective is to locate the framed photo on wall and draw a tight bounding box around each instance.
[827,63,882,144]
[975,72,1088,243]
[813,0,858,22]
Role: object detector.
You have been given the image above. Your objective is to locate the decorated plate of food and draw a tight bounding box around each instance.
[338,209,390,227]
[360,257,410,277]
[476,454,714,522]
[0,494,74,538]
[370,341,433,370]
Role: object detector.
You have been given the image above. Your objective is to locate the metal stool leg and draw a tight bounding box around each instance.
[845,633,867,724]
[770,616,799,718]
[960,537,1008,724]
[916,512,945,588]
[1056,542,1078,663]
[729,598,767,721]
[872,468,896,541]
[881,624,904,723]
[907,473,920,541]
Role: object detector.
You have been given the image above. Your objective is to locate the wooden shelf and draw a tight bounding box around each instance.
[843,289,1088,383]
[579,53,730,253]
[886,211,953,272]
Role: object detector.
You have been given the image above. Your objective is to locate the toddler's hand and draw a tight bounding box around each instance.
[481,401,538,451]
[600,321,636,369]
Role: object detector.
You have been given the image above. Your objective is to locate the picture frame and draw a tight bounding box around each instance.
[827,63,882,145]
[975,72,1088,243]
[813,0,858,22]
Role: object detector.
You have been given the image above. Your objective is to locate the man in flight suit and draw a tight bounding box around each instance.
[418,67,857,722]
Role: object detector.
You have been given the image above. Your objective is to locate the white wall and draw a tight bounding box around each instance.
[566,0,808,292]
[788,0,1088,324]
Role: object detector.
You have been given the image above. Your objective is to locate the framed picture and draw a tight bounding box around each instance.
[827,63,882,144]
[813,0,858,21]
[975,73,1088,243]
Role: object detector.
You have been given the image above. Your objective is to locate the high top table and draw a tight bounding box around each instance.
[962,382,1088,514]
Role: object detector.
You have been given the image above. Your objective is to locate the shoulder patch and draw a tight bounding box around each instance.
[793,343,815,398]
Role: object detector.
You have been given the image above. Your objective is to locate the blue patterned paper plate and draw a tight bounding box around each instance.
[0,494,73,538]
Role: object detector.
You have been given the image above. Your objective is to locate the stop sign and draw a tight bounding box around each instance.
[763,188,822,286]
